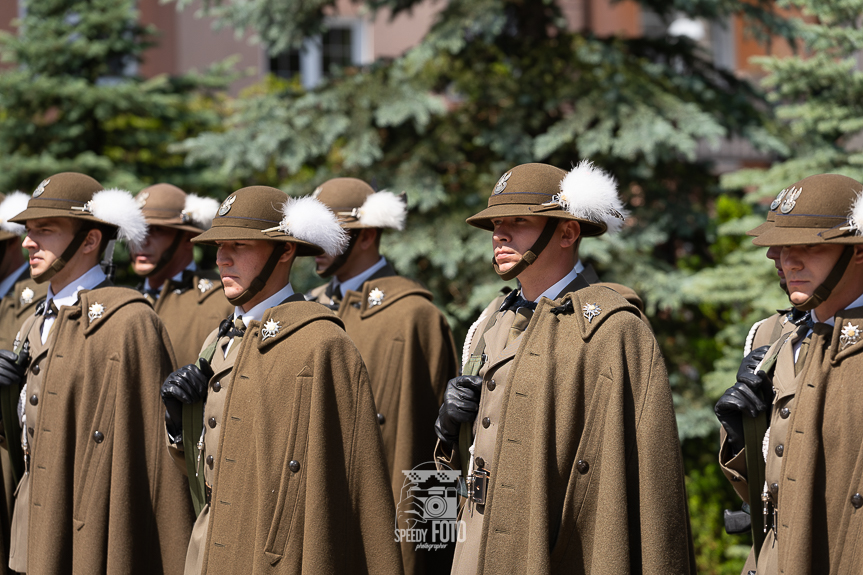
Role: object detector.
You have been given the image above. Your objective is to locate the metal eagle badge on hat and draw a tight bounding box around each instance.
[493,171,512,194]
[780,187,802,214]
[33,179,50,198]
[20,287,34,305]
[261,319,281,341]
[88,302,105,322]
[770,188,788,211]
[582,303,602,323]
[218,195,236,216]
[840,321,861,351]
[197,278,214,293]
[368,287,385,307]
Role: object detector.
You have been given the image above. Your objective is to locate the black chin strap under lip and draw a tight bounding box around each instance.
[493,218,559,282]
[318,229,360,279]
[226,244,284,307]
[145,229,185,278]
[31,226,93,284]
[791,244,855,312]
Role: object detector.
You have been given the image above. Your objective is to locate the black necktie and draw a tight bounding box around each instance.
[500,290,537,313]
[43,300,59,317]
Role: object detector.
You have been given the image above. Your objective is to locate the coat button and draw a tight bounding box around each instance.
[206,455,214,467]
[212,381,221,392]
[487,380,496,391]
[482,417,491,428]
[289,460,301,473]
[770,483,779,495]
[852,493,863,509]
[775,444,784,457]
[475,457,485,468]
[780,407,790,419]
[29,394,38,406]
[31,364,40,375]
[93,431,104,443]
[377,413,386,425]
[576,459,590,474]
[208,417,216,428]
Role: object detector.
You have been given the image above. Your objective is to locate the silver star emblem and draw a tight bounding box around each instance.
[33,179,50,198]
[780,187,802,214]
[493,171,512,195]
[136,191,149,208]
[368,287,385,307]
[840,321,861,351]
[261,319,281,340]
[582,303,602,323]
[218,195,236,216]
[88,302,105,322]
[20,287,34,305]
[197,278,213,293]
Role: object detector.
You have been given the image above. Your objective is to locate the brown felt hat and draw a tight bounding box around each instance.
[136,184,216,233]
[312,177,406,230]
[466,162,626,237]
[191,186,330,257]
[752,174,863,246]
[10,172,110,227]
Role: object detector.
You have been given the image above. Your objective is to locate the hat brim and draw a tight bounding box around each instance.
[466,204,606,237]
[0,231,19,242]
[190,225,324,256]
[753,226,863,246]
[746,221,772,237]
[9,207,110,228]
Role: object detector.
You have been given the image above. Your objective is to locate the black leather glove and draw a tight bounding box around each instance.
[715,345,771,455]
[0,349,29,388]
[161,358,213,440]
[434,375,483,445]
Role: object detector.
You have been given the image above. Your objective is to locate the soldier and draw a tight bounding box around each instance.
[307,178,458,575]
[433,161,695,574]
[0,192,45,575]
[160,186,403,575]
[0,172,193,574]
[131,184,233,366]
[715,173,863,574]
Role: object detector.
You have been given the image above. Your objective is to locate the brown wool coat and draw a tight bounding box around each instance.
[13,285,194,574]
[310,268,458,575]
[439,282,695,574]
[145,269,234,366]
[180,299,404,575]
[721,307,863,575]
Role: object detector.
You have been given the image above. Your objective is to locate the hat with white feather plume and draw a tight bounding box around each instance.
[136,183,220,233]
[0,191,30,241]
[312,178,407,230]
[467,161,627,237]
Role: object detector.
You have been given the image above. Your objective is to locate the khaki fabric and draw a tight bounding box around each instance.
[310,265,458,575]
[145,269,233,366]
[9,285,193,574]
[437,281,694,574]
[173,298,403,575]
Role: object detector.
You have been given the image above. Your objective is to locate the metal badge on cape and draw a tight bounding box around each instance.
[493,171,512,194]
[582,303,602,323]
[32,179,50,198]
[88,302,105,322]
[368,287,385,307]
[218,195,236,216]
[20,288,34,305]
[261,319,281,340]
[197,278,214,293]
[840,322,861,351]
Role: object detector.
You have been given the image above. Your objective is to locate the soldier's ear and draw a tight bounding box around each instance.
[559,220,581,249]
[81,227,103,255]
[278,242,296,264]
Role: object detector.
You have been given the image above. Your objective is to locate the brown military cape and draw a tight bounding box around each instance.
[721,306,863,575]
[143,268,234,367]
[310,265,458,575]
[439,282,694,574]
[189,299,403,575]
[13,285,193,574]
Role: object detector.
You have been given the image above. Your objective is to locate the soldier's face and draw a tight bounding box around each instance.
[22,217,78,277]
[216,239,274,299]
[130,225,177,276]
[491,216,545,273]
[781,243,845,305]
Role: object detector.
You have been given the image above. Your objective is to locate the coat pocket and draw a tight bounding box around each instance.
[264,369,313,565]
[72,356,119,529]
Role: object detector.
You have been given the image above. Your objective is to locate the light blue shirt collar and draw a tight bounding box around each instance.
[234,283,295,328]
[47,265,107,310]
[144,261,196,292]
[335,256,388,298]
[535,263,582,303]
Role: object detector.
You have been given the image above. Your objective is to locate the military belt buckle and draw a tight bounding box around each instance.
[467,468,490,506]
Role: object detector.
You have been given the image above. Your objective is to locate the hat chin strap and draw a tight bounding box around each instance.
[493,219,558,282]
[226,245,284,307]
[144,230,185,278]
[791,245,854,312]
[317,230,359,279]
[31,227,92,284]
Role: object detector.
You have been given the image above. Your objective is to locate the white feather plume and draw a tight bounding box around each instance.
[0,191,29,236]
[87,188,149,252]
[358,191,407,230]
[558,160,629,234]
[184,194,219,230]
[849,191,863,236]
[280,196,349,256]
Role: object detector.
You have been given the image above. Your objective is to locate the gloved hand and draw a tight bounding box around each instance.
[715,345,771,455]
[435,375,483,445]
[0,349,29,388]
[161,358,213,440]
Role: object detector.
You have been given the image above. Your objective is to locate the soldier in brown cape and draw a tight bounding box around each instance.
[434,161,695,574]
[160,186,404,575]
[131,184,233,366]
[306,178,458,575]
[0,172,193,574]
[0,192,45,575]
[716,174,863,575]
